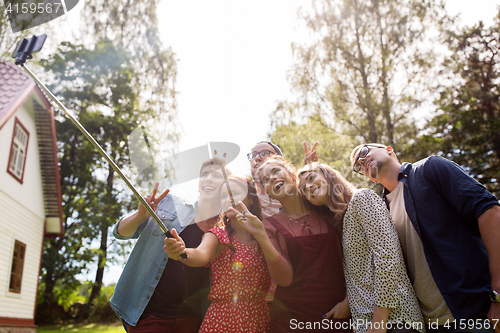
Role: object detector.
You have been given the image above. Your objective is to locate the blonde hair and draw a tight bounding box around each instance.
[297,163,355,232]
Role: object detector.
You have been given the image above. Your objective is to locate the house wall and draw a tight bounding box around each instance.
[0,101,46,322]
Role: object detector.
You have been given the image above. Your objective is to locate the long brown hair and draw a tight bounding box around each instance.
[220,176,262,260]
[297,163,355,233]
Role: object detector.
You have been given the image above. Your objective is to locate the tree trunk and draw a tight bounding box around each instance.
[88,156,115,305]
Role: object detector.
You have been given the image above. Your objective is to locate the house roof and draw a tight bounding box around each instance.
[0,61,64,237]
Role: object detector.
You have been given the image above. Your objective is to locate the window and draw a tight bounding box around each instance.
[7,118,29,183]
[9,240,26,293]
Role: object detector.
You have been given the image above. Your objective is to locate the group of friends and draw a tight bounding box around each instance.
[109,141,500,333]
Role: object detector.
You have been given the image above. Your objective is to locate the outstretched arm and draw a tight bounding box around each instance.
[164,228,220,267]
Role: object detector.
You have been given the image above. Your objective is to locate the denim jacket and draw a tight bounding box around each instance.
[110,193,197,328]
[383,156,499,320]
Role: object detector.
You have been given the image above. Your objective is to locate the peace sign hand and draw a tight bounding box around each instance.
[228,201,267,240]
[138,182,170,219]
[303,141,319,165]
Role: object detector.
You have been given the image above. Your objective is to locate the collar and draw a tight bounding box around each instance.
[399,162,412,180]
[172,195,197,227]
[383,162,412,198]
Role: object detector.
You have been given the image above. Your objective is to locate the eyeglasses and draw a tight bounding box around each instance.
[247,150,275,162]
[352,144,386,174]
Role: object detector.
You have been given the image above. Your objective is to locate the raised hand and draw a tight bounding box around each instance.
[229,201,267,240]
[163,228,186,261]
[303,141,319,165]
[138,182,170,218]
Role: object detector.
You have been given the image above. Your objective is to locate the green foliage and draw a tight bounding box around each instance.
[38,322,124,333]
[274,0,449,148]
[38,41,140,315]
[36,0,179,318]
[270,110,375,190]
[408,14,500,197]
[81,0,180,149]
[37,280,117,324]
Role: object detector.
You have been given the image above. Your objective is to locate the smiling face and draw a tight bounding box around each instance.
[221,179,250,219]
[298,170,329,207]
[259,163,297,199]
[198,164,225,201]
[352,145,390,180]
[249,143,277,181]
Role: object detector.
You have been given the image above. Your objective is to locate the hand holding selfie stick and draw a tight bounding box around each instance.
[12,34,187,259]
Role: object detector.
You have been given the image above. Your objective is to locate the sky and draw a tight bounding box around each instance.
[155,0,314,202]
[6,0,499,284]
[155,0,500,203]
[105,0,499,285]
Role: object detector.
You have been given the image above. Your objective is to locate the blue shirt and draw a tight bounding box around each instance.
[110,193,198,327]
[383,156,499,320]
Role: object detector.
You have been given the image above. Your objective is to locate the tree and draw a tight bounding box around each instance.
[81,0,180,152]
[38,0,180,313]
[275,0,448,149]
[38,41,141,317]
[270,105,374,190]
[408,14,500,197]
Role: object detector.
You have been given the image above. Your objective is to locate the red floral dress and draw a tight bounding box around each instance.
[199,227,271,333]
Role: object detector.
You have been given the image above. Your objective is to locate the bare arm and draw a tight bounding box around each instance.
[117,183,170,237]
[163,228,220,267]
[230,203,294,286]
[478,205,500,333]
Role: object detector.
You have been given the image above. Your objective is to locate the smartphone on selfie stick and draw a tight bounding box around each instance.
[12,34,187,259]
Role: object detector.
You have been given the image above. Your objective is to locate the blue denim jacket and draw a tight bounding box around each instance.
[110,193,197,328]
[383,156,499,320]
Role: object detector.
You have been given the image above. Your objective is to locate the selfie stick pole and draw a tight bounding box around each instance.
[20,64,184,254]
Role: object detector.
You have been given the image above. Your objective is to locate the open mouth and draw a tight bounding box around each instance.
[274,181,284,192]
[310,186,319,197]
[203,186,215,192]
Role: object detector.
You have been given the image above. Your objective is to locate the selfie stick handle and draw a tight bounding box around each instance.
[21,65,183,252]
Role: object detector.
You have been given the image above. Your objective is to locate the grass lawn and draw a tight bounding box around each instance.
[37,321,125,333]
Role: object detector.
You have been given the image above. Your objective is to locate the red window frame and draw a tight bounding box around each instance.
[7,118,30,184]
[9,240,27,293]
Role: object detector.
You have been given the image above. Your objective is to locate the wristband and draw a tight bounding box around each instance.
[490,290,500,302]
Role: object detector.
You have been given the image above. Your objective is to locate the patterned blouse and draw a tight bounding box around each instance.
[342,189,425,333]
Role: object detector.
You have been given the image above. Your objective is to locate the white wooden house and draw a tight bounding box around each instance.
[0,61,63,332]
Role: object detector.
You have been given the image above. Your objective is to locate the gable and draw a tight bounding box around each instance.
[0,62,64,236]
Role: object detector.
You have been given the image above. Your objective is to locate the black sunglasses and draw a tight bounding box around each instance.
[352,144,386,174]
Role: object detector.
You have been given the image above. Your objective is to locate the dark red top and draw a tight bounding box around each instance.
[267,215,350,333]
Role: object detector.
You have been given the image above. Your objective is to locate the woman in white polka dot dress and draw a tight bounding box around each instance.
[298,163,425,333]
[164,176,271,333]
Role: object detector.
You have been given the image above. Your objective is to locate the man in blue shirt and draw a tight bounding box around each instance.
[351,144,500,332]
[111,158,229,332]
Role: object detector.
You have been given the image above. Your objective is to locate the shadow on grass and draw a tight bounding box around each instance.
[37,321,125,333]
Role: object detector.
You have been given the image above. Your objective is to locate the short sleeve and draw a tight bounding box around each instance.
[206,226,230,245]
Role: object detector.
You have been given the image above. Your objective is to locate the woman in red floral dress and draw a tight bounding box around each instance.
[164,176,271,333]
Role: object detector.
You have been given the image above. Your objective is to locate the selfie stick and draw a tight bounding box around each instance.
[13,35,186,258]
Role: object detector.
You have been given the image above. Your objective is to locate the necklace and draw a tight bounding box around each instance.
[287,214,314,235]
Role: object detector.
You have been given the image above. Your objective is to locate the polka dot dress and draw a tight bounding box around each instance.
[199,227,271,333]
[343,189,424,333]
